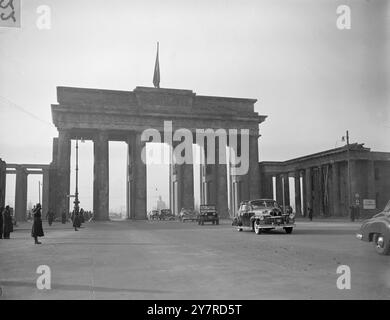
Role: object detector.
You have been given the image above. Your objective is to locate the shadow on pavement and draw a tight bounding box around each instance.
[0,280,171,294]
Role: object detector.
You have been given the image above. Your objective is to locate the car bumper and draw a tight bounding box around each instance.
[258,223,295,229]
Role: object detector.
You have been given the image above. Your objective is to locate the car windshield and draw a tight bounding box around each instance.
[383,200,390,213]
[250,200,277,209]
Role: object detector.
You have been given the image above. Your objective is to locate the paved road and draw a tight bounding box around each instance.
[0,219,389,299]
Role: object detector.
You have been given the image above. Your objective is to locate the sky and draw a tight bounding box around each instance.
[0,0,389,212]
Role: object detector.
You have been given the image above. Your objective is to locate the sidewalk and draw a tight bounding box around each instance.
[295,216,365,223]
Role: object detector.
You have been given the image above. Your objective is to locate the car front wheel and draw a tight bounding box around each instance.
[373,233,390,255]
[285,227,293,234]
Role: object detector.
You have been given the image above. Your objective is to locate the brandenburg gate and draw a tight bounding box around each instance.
[50,86,266,220]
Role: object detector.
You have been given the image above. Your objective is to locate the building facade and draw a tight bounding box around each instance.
[259,143,390,218]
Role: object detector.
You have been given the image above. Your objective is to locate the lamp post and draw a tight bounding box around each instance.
[73,138,80,214]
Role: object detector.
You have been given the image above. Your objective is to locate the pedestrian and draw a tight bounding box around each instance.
[0,206,4,239]
[79,208,85,224]
[31,203,44,244]
[73,209,81,231]
[61,210,67,224]
[46,210,54,226]
[308,207,313,221]
[3,206,13,239]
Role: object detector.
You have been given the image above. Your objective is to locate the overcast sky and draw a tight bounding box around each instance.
[0,0,388,212]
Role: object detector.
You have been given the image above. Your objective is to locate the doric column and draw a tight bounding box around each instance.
[128,132,147,219]
[14,166,28,222]
[305,167,313,212]
[283,173,290,206]
[275,174,283,205]
[331,162,340,216]
[260,173,273,199]
[349,160,359,205]
[318,166,324,216]
[215,138,228,218]
[312,167,320,216]
[56,130,71,217]
[367,160,375,199]
[249,134,260,199]
[294,171,301,215]
[0,159,6,208]
[42,168,50,216]
[181,143,194,211]
[93,131,109,220]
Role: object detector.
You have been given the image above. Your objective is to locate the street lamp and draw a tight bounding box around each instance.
[73,137,83,214]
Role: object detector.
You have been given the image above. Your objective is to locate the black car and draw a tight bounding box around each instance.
[232,199,295,234]
[198,205,219,225]
[356,200,390,255]
[179,208,198,222]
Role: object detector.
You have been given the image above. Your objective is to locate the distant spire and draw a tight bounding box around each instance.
[153,42,160,88]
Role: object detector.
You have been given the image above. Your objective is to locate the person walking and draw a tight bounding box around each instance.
[308,207,313,221]
[3,206,13,239]
[73,209,81,231]
[31,203,44,244]
[0,206,4,239]
[79,208,85,224]
[46,210,54,226]
[61,210,67,224]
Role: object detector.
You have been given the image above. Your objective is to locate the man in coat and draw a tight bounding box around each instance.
[3,206,13,239]
[31,203,44,244]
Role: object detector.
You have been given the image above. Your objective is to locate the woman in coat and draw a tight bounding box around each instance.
[72,209,81,231]
[31,203,44,244]
[3,206,13,239]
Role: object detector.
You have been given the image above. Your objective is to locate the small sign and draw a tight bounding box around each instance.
[363,199,376,210]
[0,0,21,28]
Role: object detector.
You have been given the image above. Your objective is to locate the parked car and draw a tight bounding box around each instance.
[159,209,175,221]
[179,208,198,222]
[356,200,390,255]
[232,199,295,234]
[147,210,159,221]
[198,204,219,225]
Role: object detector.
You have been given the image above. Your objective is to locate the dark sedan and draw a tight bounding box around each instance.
[356,200,390,255]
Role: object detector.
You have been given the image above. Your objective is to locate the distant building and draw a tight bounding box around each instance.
[156,195,167,210]
[259,143,390,217]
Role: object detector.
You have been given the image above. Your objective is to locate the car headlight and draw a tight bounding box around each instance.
[289,213,295,219]
[259,215,264,221]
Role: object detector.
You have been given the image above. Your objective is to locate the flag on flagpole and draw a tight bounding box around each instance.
[153,42,160,88]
